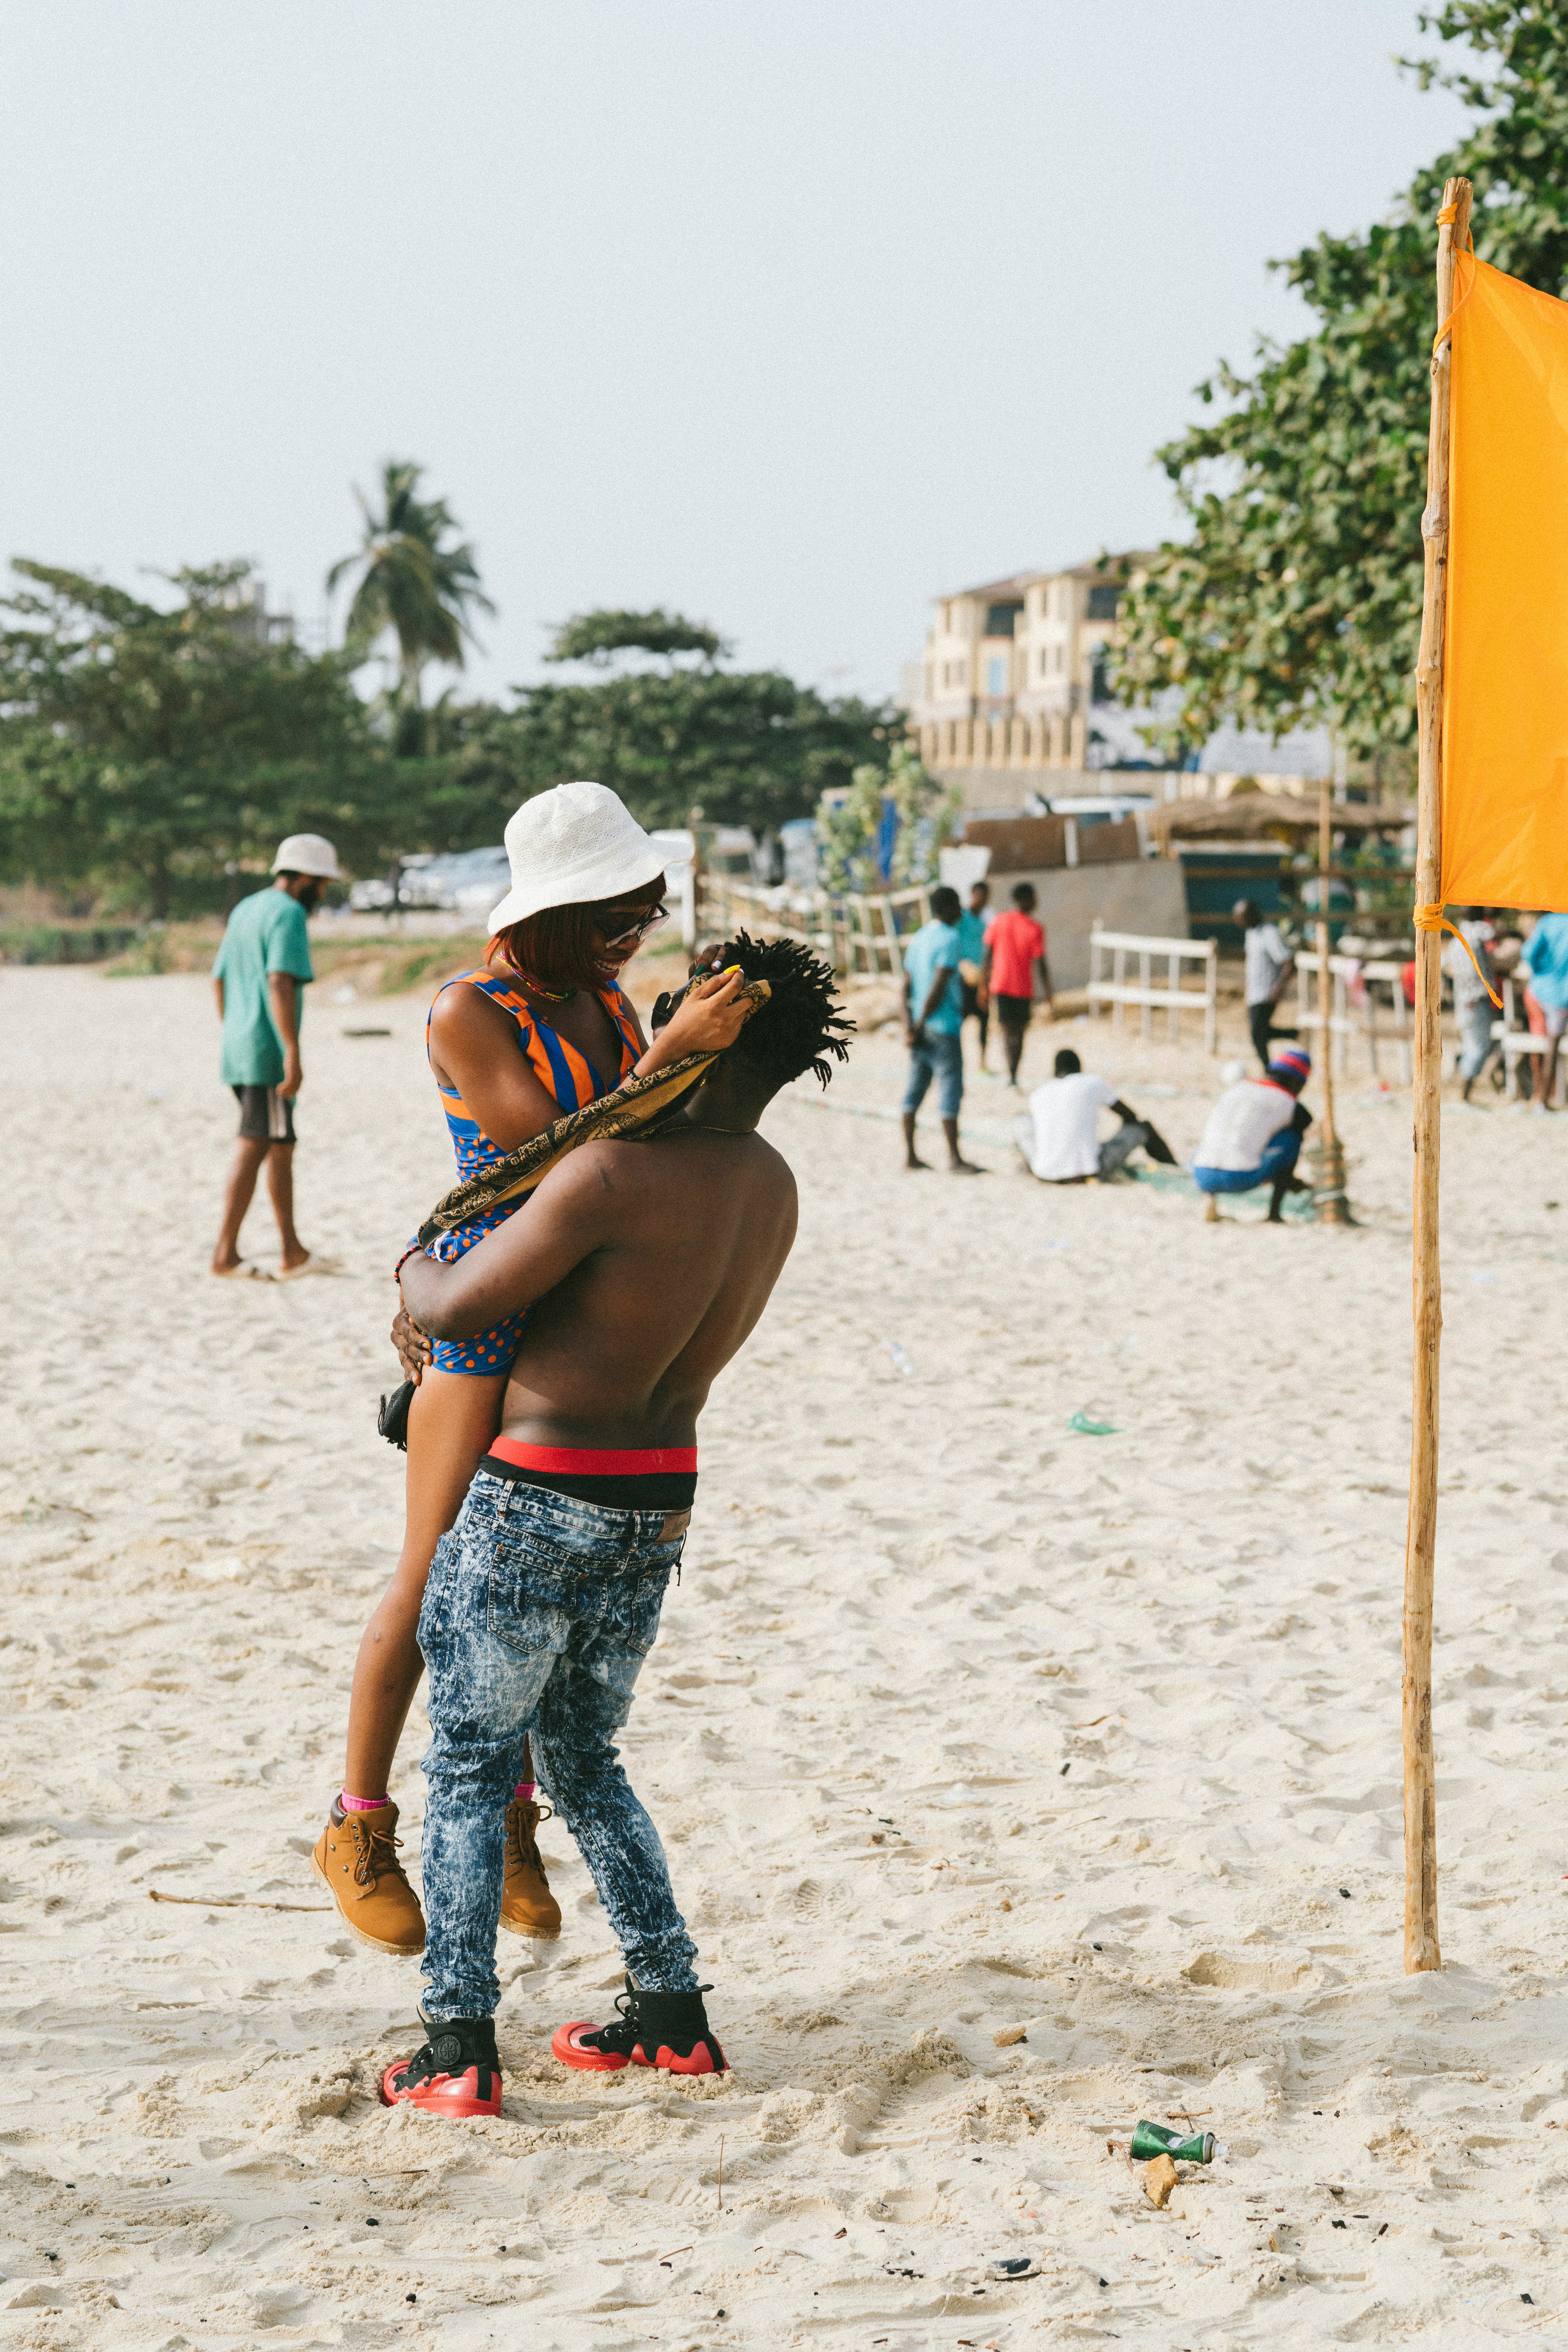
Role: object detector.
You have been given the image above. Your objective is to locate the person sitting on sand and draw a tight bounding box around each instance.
[1014,1047,1176,1183]
[1192,1046,1313,1224]
[901,885,981,1174]
[374,934,851,2117]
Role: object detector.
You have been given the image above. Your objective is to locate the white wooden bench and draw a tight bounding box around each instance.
[1088,924,1217,1052]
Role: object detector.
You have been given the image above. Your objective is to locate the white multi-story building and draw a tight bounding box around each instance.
[908,554,1152,773]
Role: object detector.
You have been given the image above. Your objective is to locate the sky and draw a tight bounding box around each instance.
[0,3,1471,711]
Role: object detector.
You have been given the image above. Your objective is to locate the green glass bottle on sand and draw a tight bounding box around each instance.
[1130,2119,1226,2165]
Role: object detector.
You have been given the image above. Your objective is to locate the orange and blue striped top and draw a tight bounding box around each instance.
[428,967,643,1192]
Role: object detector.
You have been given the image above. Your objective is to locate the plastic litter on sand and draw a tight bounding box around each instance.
[881,1339,915,1377]
[1068,1412,1117,1437]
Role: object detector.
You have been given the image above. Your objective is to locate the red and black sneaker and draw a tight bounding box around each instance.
[380,2014,502,2117]
[552,1978,728,2077]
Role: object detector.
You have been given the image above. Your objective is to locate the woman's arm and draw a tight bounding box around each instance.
[429,989,565,1152]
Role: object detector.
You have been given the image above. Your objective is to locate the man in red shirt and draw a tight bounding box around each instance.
[982,881,1052,1086]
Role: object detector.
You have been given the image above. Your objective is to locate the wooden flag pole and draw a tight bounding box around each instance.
[1404,174,1470,1975]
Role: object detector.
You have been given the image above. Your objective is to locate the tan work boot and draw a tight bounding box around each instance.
[501,1796,562,1941]
[312,1797,426,1956]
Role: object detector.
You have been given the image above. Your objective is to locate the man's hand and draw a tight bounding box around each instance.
[390,1303,432,1384]
[280,1050,304,1100]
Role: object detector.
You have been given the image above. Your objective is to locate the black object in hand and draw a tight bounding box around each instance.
[378,1381,415,1451]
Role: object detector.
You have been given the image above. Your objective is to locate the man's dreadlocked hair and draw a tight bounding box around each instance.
[697,930,853,1088]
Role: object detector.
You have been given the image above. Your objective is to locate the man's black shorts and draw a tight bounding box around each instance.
[233,1084,296,1144]
[992,991,1032,1029]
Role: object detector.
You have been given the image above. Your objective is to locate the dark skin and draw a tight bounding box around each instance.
[902,906,980,1175]
[982,887,1053,1085]
[396,1049,799,1452]
[342,932,746,1801]
[210,872,328,1274]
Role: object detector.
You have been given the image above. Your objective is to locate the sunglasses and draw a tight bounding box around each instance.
[599,903,668,951]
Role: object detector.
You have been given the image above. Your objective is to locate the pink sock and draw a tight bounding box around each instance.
[514,1781,536,1803]
[340,1788,389,1811]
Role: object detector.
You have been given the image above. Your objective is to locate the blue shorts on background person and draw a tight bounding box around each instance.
[902,1029,964,1119]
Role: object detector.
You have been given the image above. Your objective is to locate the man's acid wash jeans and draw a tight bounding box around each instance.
[417,1470,697,2021]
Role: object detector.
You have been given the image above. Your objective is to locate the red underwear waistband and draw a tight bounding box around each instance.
[487,1436,698,1475]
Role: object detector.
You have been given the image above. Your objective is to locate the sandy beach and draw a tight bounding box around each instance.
[5,958,1568,2348]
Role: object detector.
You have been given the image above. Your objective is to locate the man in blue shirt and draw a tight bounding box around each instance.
[1521,909,1568,1110]
[209,833,339,1278]
[901,885,980,1173]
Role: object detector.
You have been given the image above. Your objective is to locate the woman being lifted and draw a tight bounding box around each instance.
[313,784,746,1954]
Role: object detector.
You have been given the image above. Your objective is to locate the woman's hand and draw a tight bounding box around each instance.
[638,967,749,1071]
[391,1303,433,1384]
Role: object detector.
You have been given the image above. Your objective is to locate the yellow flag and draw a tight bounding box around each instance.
[1443,254,1568,912]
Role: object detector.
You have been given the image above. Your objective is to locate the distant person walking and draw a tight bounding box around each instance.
[956,880,992,1070]
[902,884,980,1173]
[209,834,340,1279]
[1192,1046,1313,1225]
[1520,909,1568,1110]
[1445,908,1500,1103]
[1235,898,1296,1070]
[1014,1048,1176,1183]
[983,881,1052,1087]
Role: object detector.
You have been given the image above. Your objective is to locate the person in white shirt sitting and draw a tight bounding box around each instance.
[1192,1046,1313,1224]
[1014,1049,1175,1184]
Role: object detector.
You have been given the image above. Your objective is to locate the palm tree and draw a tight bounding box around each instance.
[327,460,495,719]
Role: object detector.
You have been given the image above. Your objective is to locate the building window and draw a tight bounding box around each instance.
[1087,585,1120,620]
[987,656,1006,697]
[983,602,1021,637]
[1091,652,1112,703]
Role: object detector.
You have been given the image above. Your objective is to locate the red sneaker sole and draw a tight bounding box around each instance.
[550,2023,728,2076]
[379,2060,502,2117]
[552,2020,636,2071]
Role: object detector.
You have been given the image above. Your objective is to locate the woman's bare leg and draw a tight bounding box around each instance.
[343,1371,505,1797]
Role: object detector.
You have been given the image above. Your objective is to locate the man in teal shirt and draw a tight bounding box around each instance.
[209,833,339,1278]
[901,885,981,1173]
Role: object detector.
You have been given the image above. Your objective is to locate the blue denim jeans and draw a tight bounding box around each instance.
[902,1029,964,1119]
[1192,1126,1301,1195]
[417,1470,696,2020]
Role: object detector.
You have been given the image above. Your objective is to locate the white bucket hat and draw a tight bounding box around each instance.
[487,781,667,932]
[271,832,342,880]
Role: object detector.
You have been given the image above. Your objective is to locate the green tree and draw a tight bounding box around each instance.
[473,609,898,833]
[0,561,386,914]
[547,608,726,665]
[327,460,495,742]
[1110,3,1568,761]
[819,743,959,895]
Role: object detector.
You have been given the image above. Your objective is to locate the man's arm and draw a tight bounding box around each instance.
[1033,950,1054,1014]
[399,1150,615,1339]
[213,977,226,1021]
[904,960,954,1040]
[268,972,303,1099]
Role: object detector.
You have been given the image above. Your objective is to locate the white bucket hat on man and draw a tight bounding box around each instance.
[271,832,342,880]
[487,781,666,932]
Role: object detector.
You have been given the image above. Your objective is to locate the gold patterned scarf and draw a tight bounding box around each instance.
[414,978,771,1247]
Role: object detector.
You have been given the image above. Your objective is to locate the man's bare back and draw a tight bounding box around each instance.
[398,1072,798,1454]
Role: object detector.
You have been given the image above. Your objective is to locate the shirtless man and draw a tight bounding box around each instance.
[377,933,851,2117]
